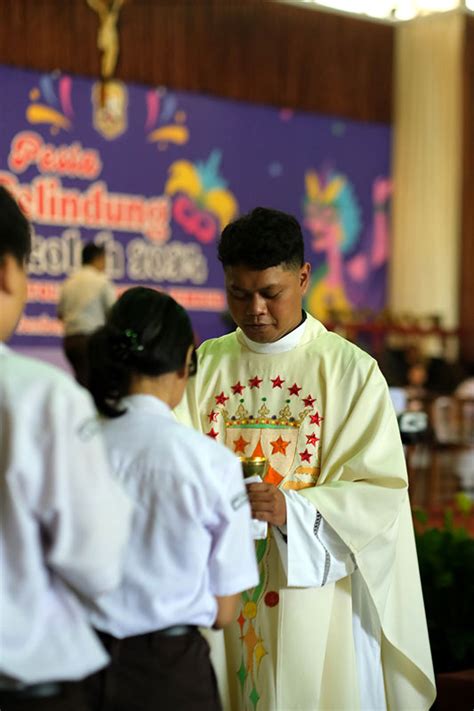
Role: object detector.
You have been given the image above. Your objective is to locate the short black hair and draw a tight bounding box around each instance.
[218,207,305,270]
[82,242,106,265]
[88,287,196,418]
[0,186,31,265]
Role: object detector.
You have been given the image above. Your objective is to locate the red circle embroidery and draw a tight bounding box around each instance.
[264,591,279,607]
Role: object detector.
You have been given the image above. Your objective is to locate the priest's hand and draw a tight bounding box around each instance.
[246,482,287,526]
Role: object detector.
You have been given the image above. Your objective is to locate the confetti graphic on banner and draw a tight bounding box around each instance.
[146,88,189,149]
[165,150,238,243]
[27,73,74,134]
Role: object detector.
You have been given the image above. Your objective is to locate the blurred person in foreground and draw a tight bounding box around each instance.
[0,185,132,710]
[83,287,258,711]
[58,242,115,386]
[175,207,436,710]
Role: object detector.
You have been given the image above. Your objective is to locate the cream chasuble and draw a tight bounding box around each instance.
[176,314,435,711]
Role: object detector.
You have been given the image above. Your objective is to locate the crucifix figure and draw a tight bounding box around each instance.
[87,0,126,80]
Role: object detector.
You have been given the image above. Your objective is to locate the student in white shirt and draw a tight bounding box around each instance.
[0,186,132,711]
[83,286,258,711]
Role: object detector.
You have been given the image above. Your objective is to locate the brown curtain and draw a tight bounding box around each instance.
[0,0,393,122]
[461,14,474,362]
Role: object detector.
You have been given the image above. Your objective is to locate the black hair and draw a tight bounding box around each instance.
[0,186,31,265]
[82,242,106,265]
[88,287,196,418]
[218,206,305,270]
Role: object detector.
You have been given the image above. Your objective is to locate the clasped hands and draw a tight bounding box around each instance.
[246,481,286,527]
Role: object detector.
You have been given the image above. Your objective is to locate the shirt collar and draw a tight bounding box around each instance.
[121,394,173,418]
[236,312,308,354]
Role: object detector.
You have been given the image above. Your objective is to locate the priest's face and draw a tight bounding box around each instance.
[224,263,311,343]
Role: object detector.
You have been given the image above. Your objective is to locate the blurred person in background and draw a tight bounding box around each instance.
[58,242,115,386]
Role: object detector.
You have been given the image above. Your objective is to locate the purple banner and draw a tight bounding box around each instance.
[0,65,391,349]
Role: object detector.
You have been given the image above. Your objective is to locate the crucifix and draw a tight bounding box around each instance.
[87,0,127,81]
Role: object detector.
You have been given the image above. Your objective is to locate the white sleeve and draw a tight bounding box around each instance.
[208,459,259,596]
[37,386,133,599]
[274,490,356,587]
[244,474,268,540]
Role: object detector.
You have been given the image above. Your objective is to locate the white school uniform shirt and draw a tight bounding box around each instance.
[0,344,132,685]
[239,323,387,711]
[88,394,259,639]
[57,265,116,335]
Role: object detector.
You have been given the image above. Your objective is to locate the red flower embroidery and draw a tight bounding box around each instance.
[306,433,319,447]
[207,428,219,439]
[248,375,263,389]
[288,383,302,396]
[302,394,316,408]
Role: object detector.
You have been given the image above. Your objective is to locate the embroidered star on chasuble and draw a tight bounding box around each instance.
[233,435,250,454]
[270,435,290,455]
[231,381,246,395]
[288,382,302,396]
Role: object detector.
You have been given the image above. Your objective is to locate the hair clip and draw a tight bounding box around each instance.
[124,329,144,352]
[110,328,145,363]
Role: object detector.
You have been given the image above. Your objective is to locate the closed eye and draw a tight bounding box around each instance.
[228,289,249,300]
[228,288,283,300]
[260,290,282,300]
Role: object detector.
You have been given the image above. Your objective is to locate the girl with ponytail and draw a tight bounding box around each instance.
[84,287,258,711]
[88,286,197,418]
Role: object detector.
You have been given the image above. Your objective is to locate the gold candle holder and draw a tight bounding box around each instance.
[239,456,268,480]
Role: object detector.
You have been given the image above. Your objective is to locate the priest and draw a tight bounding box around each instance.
[175,206,436,711]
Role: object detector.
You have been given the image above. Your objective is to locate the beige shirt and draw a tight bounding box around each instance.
[58,265,116,336]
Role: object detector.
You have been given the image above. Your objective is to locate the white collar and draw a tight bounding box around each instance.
[121,394,173,418]
[236,313,308,354]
